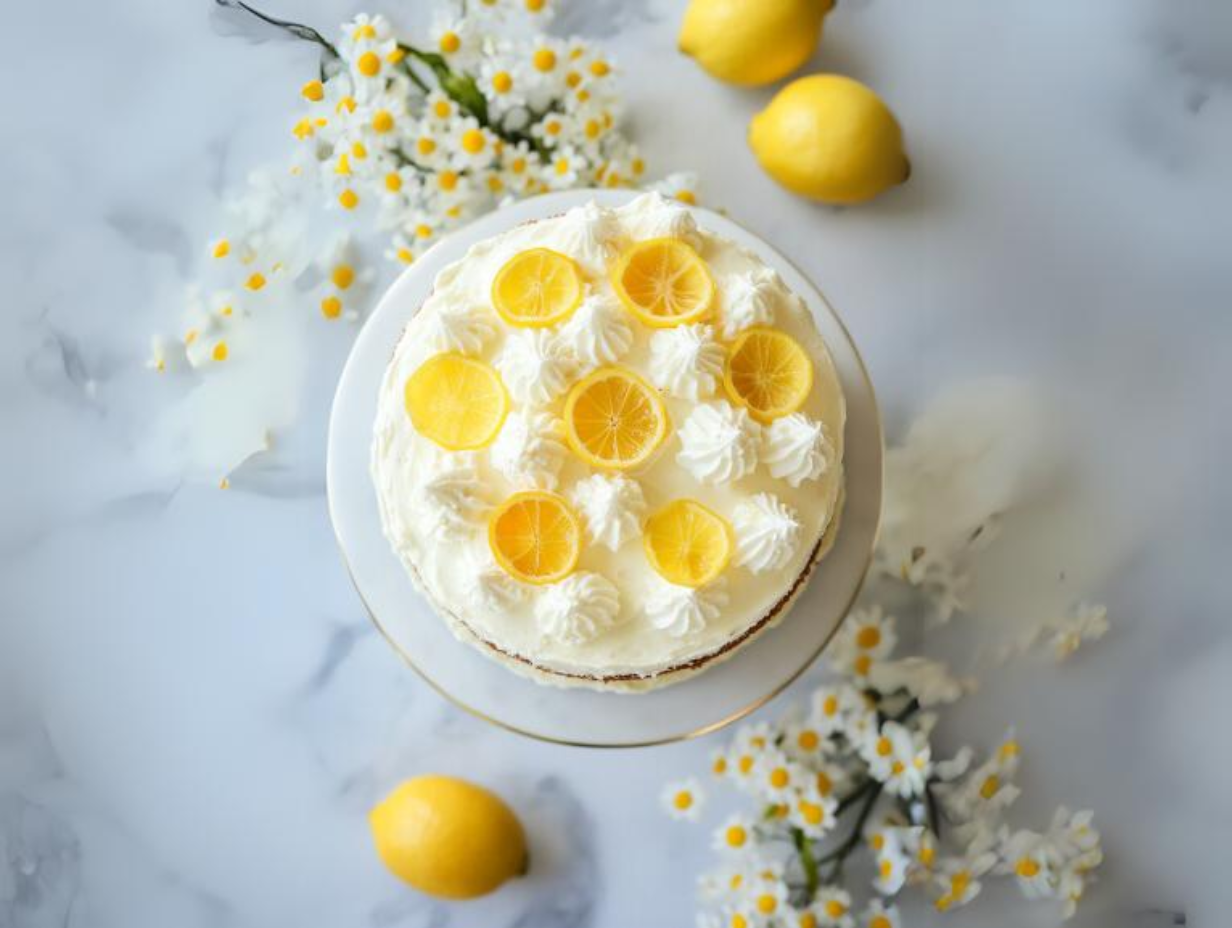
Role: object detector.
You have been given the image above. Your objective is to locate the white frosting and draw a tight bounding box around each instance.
[648,323,725,400]
[646,577,729,639]
[417,464,488,539]
[569,473,647,552]
[535,572,621,644]
[490,409,566,489]
[732,492,801,574]
[557,201,622,272]
[617,191,702,249]
[495,328,574,405]
[762,413,833,487]
[556,293,633,371]
[371,192,847,688]
[469,552,527,611]
[676,401,761,484]
[420,295,498,354]
[720,267,780,338]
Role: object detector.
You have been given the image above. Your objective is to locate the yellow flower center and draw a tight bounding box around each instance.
[211,341,229,362]
[212,239,230,259]
[396,247,414,264]
[870,833,884,851]
[725,825,747,847]
[338,189,359,210]
[487,175,504,192]
[1016,857,1041,878]
[331,264,355,289]
[438,31,460,54]
[545,119,562,136]
[632,157,646,176]
[1000,740,1020,760]
[769,768,789,789]
[756,895,777,915]
[676,190,698,205]
[576,88,591,103]
[492,71,513,94]
[856,626,882,649]
[854,654,872,676]
[301,79,324,102]
[738,755,754,774]
[320,295,342,319]
[870,917,892,928]
[799,916,817,928]
[415,224,433,239]
[950,871,971,896]
[713,756,727,775]
[337,96,356,114]
[385,172,403,192]
[184,329,198,345]
[799,802,824,825]
[797,730,819,751]
[584,119,601,139]
[461,128,486,154]
[357,51,380,77]
[730,916,747,928]
[891,761,906,775]
[729,874,743,889]
[554,158,570,176]
[750,736,766,749]
[372,110,394,133]
[822,695,839,716]
[245,273,266,291]
[386,47,405,64]
[824,900,846,918]
[673,791,693,810]
[335,153,352,176]
[433,100,452,119]
[876,737,893,757]
[417,137,437,155]
[526,0,546,9]
[533,48,557,72]
[980,775,1000,800]
[352,23,376,40]
[438,170,459,191]
[565,70,582,88]
[590,60,610,77]
[880,858,894,879]
[919,845,936,866]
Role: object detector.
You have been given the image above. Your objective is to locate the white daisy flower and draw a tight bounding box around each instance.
[862,721,931,798]
[932,829,997,913]
[746,876,789,922]
[827,605,898,680]
[788,786,838,839]
[862,899,901,928]
[814,886,855,928]
[997,827,1057,899]
[661,778,706,822]
[711,813,756,855]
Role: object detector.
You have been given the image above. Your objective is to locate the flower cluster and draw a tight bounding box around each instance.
[663,605,1103,926]
[150,1,694,481]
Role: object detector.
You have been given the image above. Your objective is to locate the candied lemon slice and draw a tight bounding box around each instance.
[488,491,582,585]
[404,353,509,450]
[643,499,733,588]
[611,238,715,328]
[491,248,584,327]
[563,366,670,471]
[722,326,814,423]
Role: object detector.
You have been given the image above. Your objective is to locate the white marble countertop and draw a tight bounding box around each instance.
[2,1,1229,926]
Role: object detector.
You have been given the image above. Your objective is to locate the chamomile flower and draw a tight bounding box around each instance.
[339,13,394,59]
[450,118,499,169]
[430,15,483,68]
[752,752,806,804]
[662,778,706,822]
[712,813,756,855]
[423,90,461,127]
[868,657,965,706]
[862,721,931,798]
[937,731,1021,826]
[699,864,754,900]
[709,747,731,779]
[870,826,917,894]
[385,232,416,266]
[814,886,855,928]
[746,876,789,921]
[783,719,828,763]
[650,170,702,205]
[789,787,838,839]
[862,899,901,928]
[810,684,858,737]
[932,830,997,913]
[828,605,898,679]
[479,53,528,118]
[997,828,1056,899]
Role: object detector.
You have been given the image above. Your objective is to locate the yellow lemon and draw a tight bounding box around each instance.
[489,491,582,585]
[643,499,733,588]
[403,353,509,451]
[678,0,834,87]
[563,366,670,471]
[749,75,910,204]
[369,775,528,900]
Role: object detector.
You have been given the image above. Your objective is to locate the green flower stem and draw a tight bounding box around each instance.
[793,827,820,899]
[815,781,884,885]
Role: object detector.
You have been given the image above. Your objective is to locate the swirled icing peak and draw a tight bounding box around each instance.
[535,572,621,644]
[469,551,527,612]
[558,201,622,272]
[646,576,729,638]
[417,464,488,539]
[556,293,633,371]
[720,267,781,338]
[495,329,574,405]
[568,473,647,552]
[676,401,761,484]
[762,413,833,487]
[617,192,702,249]
[420,295,498,355]
[490,409,566,490]
[732,492,801,574]
[648,323,724,400]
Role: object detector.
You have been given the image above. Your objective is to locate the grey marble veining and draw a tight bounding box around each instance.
[1,0,1230,926]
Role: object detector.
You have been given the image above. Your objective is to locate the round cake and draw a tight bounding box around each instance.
[372,193,845,691]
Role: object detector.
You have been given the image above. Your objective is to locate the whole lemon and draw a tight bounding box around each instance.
[679,0,834,87]
[749,75,910,204]
[369,775,528,899]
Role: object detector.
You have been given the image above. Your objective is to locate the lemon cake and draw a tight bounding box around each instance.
[372,193,845,691]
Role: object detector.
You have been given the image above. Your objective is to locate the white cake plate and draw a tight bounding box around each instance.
[327,189,882,748]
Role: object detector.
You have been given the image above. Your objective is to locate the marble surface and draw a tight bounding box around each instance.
[2,1,1229,926]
